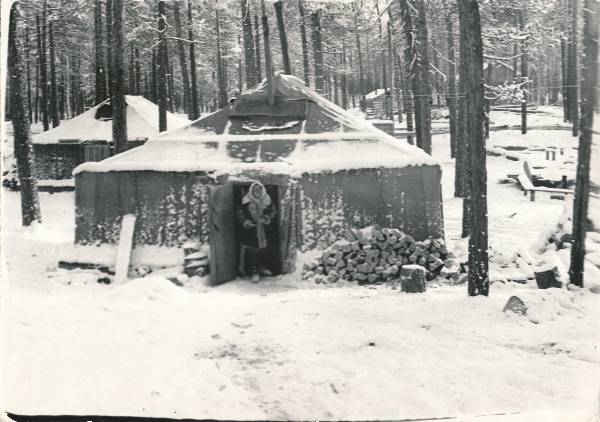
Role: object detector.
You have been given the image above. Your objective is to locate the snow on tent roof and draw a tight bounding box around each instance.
[33,96,190,144]
[74,75,438,175]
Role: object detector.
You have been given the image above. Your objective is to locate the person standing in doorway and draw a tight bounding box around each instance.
[237,181,277,283]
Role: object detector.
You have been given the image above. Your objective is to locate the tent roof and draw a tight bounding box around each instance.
[33,96,190,144]
[75,75,438,175]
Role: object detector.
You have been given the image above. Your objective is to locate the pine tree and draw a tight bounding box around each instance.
[458,0,488,296]
[36,11,49,131]
[94,0,106,104]
[8,2,42,226]
[569,0,599,287]
[241,0,258,88]
[157,0,168,131]
[173,0,192,117]
[112,0,128,153]
[399,0,432,154]
[298,0,310,86]
[48,20,59,128]
[188,0,200,119]
[274,0,292,75]
[310,10,324,94]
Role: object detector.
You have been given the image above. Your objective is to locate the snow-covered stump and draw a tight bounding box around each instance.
[400,265,427,293]
[534,267,563,289]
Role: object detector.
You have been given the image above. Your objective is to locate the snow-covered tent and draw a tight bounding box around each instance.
[32,95,190,180]
[73,75,443,284]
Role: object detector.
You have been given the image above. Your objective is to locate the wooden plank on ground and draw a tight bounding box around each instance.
[115,214,137,283]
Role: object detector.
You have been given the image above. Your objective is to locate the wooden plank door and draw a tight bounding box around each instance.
[278,183,298,275]
[209,184,237,285]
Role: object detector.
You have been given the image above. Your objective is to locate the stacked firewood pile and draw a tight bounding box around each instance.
[302,227,459,285]
[183,241,210,277]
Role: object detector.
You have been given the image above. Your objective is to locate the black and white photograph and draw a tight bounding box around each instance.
[0,0,599,420]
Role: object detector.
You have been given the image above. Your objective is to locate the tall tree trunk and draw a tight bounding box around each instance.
[112,0,128,153]
[94,0,106,104]
[298,0,310,86]
[454,5,467,199]
[48,21,59,128]
[458,0,488,296]
[36,12,49,131]
[375,0,387,110]
[157,0,168,131]
[260,0,274,105]
[519,10,527,134]
[569,0,598,287]
[399,49,414,144]
[8,2,42,226]
[215,10,227,108]
[567,0,578,137]
[560,33,569,120]
[25,26,32,123]
[386,18,397,122]
[135,48,141,96]
[443,0,457,158]
[241,0,258,88]
[151,50,157,103]
[254,14,262,82]
[34,56,39,123]
[173,0,192,117]
[106,0,113,99]
[341,42,348,109]
[355,30,366,111]
[310,10,324,94]
[188,0,200,119]
[399,0,432,154]
[274,0,292,75]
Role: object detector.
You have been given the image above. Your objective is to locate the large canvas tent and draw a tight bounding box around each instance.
[73,75,443,284]
[33,95,189,180]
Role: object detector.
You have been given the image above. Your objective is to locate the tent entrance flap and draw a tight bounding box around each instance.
[209,184,237,285]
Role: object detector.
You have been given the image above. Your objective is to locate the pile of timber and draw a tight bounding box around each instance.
[302,227,459,285]
[183,241,209,277]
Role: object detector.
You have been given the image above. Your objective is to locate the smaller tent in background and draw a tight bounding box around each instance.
[32,96,190,180]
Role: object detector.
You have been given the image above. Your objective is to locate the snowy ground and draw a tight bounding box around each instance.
[2,108,600,421]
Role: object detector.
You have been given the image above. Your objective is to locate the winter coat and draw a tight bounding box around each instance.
[237,201,277,250]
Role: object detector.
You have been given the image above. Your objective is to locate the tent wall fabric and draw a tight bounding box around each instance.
[74,166,442,248]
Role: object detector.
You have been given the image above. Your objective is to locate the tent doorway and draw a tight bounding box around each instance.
[208,182,283,286]
[233,183,282,279]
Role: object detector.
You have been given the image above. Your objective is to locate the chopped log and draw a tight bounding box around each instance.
[534,267,563,289]
[400,265,427,293]
[503,296,527,315]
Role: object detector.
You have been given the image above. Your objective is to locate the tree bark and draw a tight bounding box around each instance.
[399,49,414,145]
[112,0,128,153]
[8,2,42,226]
[157,0,168,131]
[36,12,49,131]
[443,1,457,158]
[298,0,310,86]
[310,10,325,94]
[386,18,397,123]
[215,9,228,108]
[188,0,200,119]
[94,0,106,104]
[173,0,192,117]
[241,0,258,88]
[274,0,292,75]
[567,0,578,137]
[25,26,32,122]
[260,0,274,105]
[341,42,348,109]
[569,0,598,287]
[106,0,113,99]
[355,30,366,111]
[254,14,262,82]
[399,0,432,154]
[458,0,488,296]
[48,20,59,128]
[518,10,528,134]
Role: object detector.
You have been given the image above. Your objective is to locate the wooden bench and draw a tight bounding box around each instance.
[518,161,573,201]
